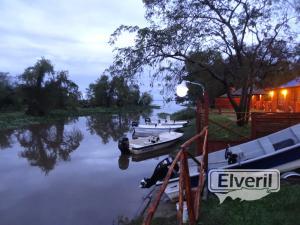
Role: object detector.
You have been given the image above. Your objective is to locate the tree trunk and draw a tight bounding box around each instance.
[226,84,252,127]
[236,85,252,127]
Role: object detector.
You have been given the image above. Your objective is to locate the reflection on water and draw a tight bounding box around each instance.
[86,111,151,144]
[87,114,131,144]
[0,104,184,225]
[16,120,83,174]
[118,154,130,170]
[0,130,14,149]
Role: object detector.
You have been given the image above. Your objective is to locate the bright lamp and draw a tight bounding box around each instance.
[176,82,189,97]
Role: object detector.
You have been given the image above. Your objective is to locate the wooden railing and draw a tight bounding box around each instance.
[143,126,208,225]
[251,112,300,138]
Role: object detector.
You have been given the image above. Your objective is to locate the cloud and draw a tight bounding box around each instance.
[0,0,147,92]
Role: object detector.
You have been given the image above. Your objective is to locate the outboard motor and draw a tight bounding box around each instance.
[145,118,151,124]
[140,157,179,188]
[131,121,139,127]
[225,146,238,164]
[118,136,130,154]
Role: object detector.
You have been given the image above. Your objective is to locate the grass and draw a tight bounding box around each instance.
[170,108,251,142]
[0,105,159,131]
[200,181,300,225]
[120,182,300,225]
[171,107,196,121]
[120,108,299,225]
[208,114,251,141]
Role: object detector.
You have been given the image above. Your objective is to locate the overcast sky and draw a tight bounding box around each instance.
[0,0,151,94]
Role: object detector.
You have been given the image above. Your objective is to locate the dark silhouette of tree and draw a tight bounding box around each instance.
[108,0,299,126]
[20,58,54,116]
[19,58,81,116]
[0,130,14,149]
[0,72,22,111]
[16,121,83,174]
[87,75,152,107]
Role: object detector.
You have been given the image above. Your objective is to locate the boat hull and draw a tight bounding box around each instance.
[130,139,178,154]
[134,127,179,136]
[164,142,300,200]
[129,132,183,155]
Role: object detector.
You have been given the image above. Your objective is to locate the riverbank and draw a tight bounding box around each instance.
[0,105,159,131]
[170,108,251,142]
[124,181,300,225]
[137,108,300,225]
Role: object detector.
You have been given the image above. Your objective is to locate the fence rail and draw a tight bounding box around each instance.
[143,126,208,225]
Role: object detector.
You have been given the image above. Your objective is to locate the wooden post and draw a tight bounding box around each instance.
[196,99,202,156]
[143,151,182,225]
[203,91,209,127]
[251,113,257,139]
[181,151,196,225]
[177,154,184,225]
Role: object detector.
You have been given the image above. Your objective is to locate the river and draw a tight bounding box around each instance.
[0,102,184,225]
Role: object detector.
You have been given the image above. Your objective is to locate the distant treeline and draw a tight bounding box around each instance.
[0,58,152,116]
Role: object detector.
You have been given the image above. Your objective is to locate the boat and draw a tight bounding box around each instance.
[133,124,184,136]
[141,124,300,200]
[118,131,183,155]
[144,117,189,126]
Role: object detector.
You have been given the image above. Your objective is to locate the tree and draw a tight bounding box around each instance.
[87,75,110,107]
[139,92,153,106]
[0,72,22,111]
[108,0,299,126]
[20,58,81,115]
[20,58,55,116]
[47,71,81,110]
[87,75,148,107]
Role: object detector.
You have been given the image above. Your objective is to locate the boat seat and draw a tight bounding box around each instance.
[273,138,295,151]
[231,142,264,161]
[258,137,274,154]
[230,146,245,161]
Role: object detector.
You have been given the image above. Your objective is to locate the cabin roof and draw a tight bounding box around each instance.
[218,87,265,98]
[278,77,300,89]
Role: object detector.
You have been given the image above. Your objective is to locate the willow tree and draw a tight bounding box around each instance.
[108,0,299,126]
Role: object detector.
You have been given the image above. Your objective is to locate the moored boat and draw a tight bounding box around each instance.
[118,131,183,155]
[133,124,184,136]
[144,117,189,126]
[141,124,300,200]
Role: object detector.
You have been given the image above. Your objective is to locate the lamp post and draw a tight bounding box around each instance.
[176,80,209,137]
[176,80,209,170]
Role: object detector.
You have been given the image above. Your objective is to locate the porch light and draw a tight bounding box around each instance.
[269,91,274,98]
[281,89,288,97]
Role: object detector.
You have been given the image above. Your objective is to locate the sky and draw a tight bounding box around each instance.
[0,0,151,95]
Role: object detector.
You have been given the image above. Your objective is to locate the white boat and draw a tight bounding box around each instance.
[144,117,189,126]
[142,124,300,200]
[134,124,184,136]
[118,131,183,155]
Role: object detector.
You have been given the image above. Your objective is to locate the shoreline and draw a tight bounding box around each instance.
[0,105,160,131]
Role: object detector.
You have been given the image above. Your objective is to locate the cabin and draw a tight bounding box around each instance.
[215,87,266,110]
[264,78,300,112]
[215,78,300,112]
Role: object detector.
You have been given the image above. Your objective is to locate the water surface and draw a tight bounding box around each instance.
[0,103,184,225]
